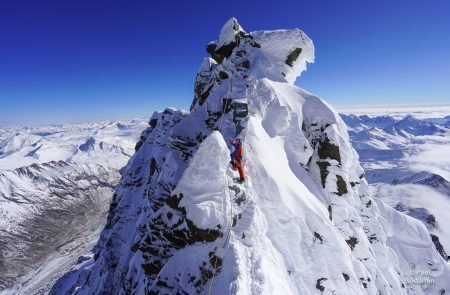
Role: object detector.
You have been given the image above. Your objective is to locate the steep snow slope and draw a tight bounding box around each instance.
[51,18,450,294]
[0,119,147,293]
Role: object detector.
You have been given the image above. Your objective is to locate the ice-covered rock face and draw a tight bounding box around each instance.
[51,18,449,295]
[191,17,314,111]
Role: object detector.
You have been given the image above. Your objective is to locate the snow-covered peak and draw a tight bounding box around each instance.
[51,21,450,295]
[218,17,244,47]
[341,113,444,138]
[0,119,148,171]
[191,18,314,111]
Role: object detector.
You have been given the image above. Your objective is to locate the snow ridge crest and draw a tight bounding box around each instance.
[50,19,450,295]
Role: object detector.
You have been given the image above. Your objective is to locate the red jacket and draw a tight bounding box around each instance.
[231,143,243,161]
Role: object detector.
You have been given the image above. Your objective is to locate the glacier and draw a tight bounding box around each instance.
[49,18,450,294]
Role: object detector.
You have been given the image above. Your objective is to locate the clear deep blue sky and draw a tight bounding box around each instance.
[1,0,449,125]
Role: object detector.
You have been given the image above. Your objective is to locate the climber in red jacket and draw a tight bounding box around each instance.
[230,138,245,183]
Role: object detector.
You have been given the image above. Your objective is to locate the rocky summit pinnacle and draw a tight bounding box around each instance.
[50,18,450,295]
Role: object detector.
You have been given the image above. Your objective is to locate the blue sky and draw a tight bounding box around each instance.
[0,0,449,125]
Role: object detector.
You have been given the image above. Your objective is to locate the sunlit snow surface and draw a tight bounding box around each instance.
[340,109,450,258]
[0,119,148,293]
[49,18,449,295]
[338,104,450,120]
[3,17,449,294]
[0,119,147,170]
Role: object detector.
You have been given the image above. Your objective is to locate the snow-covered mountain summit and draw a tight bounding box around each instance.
[51,18,449,294]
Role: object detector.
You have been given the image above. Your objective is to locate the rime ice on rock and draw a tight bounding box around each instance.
[51,18,450,295]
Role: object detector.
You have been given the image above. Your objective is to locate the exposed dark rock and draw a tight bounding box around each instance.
[218,71,229,80]
[191,78,211,110]
[250,41,261,48]
[238,60,250,69]
[149,158,158,178]
[134,137,145,151]
[166,194,183,210]
[139,193,222,281]
[238,31,253,40]
[150,118,158,128]
[195,132,206,143]
[169,136,198,161]
[230,101,249,136]
[431,234,448,261]
[316,278,328,292]
[231,102,249,130]
[313,232,323,244]
[206,43,217,56]
[122,177,143,188]
[231,102,249,118]
[236,50,247,57]
[318,137,341,164]
[335,175,348,196]
[232,20,240,31]
[199,84,214,106]
[142,262,162,276]
[346,237,358,251]
[368,234,378,244]
[214,39,238,63]
[328,205,332,221]
[316,161,330,188]
[342,273,350,281]
[205,110,222,131]
[222,98,233,113]
[192,252,223,291]
[229,185,246,206]
[285,47,302,67]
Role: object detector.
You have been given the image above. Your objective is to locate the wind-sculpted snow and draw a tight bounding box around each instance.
[51,18,449,294]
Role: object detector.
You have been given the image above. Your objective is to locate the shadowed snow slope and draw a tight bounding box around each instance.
[51,18,449,295]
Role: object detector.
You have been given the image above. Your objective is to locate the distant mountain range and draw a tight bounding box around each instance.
[341,113,450,263]
[0,119,147,293]
[340,113,448,182]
